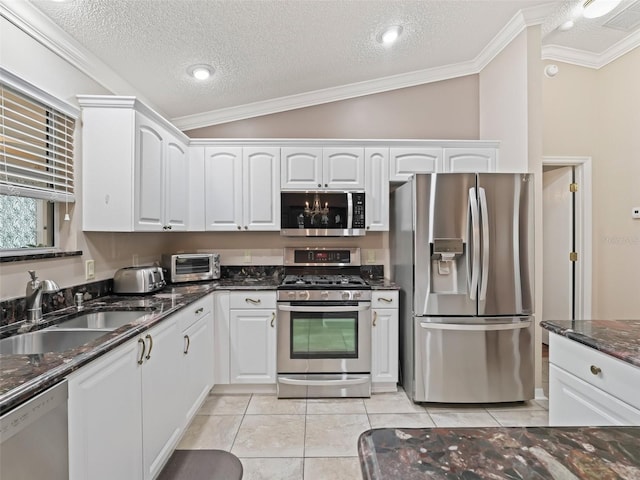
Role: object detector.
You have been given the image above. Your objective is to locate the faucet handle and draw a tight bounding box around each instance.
[28,270,37,282]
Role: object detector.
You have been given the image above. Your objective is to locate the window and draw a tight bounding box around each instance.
[0,67,78,252]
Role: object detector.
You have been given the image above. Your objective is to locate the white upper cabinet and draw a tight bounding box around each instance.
[281,147,364,190]
[443,148,496,173]
[78,96,189,232]
[364,147,389,231]
[389,147,442,182]
[205,146,280,231]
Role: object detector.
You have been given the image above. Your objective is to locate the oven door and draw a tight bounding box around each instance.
[276,301,371,397]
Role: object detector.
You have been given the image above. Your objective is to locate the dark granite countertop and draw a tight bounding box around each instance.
[0,278,280,415]
[358,427,640,479]
[540,320,640,368]
[367,278,399,290]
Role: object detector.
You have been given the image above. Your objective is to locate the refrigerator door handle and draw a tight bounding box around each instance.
[478,187,490,301]
[468,187,480,301]
[418,320,531,331]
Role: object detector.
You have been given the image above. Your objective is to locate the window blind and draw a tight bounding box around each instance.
[1,79,76,202]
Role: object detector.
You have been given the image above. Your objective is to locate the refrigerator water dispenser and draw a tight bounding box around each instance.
[430,238,464,293]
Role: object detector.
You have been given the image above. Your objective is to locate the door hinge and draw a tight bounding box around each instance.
[569,182,578,193]
[570,251,578,262]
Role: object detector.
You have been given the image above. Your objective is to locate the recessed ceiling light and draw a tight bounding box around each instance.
[558,19,575,31]
[378,25,403,45]
[582,0,621,19]
[188,64,213,80]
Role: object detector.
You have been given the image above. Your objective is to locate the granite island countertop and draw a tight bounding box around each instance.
[540,320,640,368]
[358,426,640,479]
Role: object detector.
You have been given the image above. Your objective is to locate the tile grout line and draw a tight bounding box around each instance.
[228,394,252,453]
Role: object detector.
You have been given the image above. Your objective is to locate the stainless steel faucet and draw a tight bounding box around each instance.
[25,270,60,324]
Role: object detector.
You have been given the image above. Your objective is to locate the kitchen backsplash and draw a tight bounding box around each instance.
[0,279,113,328]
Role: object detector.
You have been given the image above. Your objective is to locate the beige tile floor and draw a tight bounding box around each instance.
[177,388,549,480]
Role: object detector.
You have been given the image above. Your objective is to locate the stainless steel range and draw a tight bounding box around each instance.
[277,247,372,398]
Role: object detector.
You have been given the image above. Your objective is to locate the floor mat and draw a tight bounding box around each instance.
[158,450,243,480]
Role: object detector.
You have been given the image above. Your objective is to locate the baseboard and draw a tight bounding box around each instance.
[211,384,277,395]
[535,387,548,401]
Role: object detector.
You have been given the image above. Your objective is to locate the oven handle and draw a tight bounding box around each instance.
[277,304,371,312]
[278,376,370,386]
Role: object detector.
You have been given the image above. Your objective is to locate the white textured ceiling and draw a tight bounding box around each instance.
[23,0,640,128]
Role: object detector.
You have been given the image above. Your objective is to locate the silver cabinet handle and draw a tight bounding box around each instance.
[137,338,146,365]
[378,297,393,303]
[184,334,190,354]
[245,298,261,305]
[373,311,377,327]
[590,365,602,375]
[195,307,204,315]
[145,334,153,360]
[270,312,275,327]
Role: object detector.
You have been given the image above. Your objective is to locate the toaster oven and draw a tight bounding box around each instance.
[161,253,220,283]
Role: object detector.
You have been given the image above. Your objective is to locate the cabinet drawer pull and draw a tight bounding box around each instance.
[590,365,602,375]
[373,311,378,327]
[245,298,261,305]
[184,335,190,354]
[195,307,204,315]
[145,334,153,360]
[378,297,393,303]
[271,312,275,328]
[137,338,146,365]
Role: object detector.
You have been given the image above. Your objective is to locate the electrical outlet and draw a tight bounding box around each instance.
[633,207,640,219]
[85,259,95,280]
[132,254,139,266]
[367,250,376,264]
[244,250,251,263]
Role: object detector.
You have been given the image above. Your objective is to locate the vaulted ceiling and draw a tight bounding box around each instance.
[11,0,640,129]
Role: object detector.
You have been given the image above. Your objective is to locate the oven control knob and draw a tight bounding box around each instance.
[288,291,295,299]
[353,291,361,299]
[321,291,329,299]
[298,291,309,300]
[342,291,351,300]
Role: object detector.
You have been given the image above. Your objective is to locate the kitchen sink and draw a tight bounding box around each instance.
[0,329,109,355]
[53,310,152,330]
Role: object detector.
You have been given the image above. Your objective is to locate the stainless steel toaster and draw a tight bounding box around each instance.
[113,266,166,294]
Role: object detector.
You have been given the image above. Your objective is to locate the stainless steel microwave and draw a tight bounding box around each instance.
[161,253,220,283]
[280,191,366,237]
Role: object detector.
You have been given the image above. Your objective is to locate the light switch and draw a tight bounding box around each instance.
[85,259,95,280]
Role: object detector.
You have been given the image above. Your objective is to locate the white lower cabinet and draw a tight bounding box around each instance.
[371,291,399,391]
[68,339,143,480]
[68,294,216,480]
[549,332,640,426]
[229,291,277,384]
[180,296,215,424]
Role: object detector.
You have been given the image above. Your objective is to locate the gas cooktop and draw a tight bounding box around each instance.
[281,274,369,289]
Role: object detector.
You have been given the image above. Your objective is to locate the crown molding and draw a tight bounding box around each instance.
[172,61,477,131]
[0,0,161,113]
[175,5,554,131]
[542,29,640,69]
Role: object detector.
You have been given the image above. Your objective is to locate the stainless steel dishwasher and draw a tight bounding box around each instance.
[1,380,69,480]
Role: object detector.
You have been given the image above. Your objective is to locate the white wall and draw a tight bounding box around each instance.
[0,16,173,300]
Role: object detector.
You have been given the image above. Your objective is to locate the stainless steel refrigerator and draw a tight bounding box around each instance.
[390,173,534,403]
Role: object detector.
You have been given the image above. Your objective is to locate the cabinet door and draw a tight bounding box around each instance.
[243,147,281,230]
[389,147,442,181]
[230,308,277,383]
[182,311,215,425]
[549,364,640,426]
[141,318,182,480]
[68,341,143,480]
[164,136,188,230]
[372,308,399,385]
[443,148,496,173]
[214,291,231,385]
[135,115,164,231]
[204,146,243,230]
[365,148,389,231]
[281,147,323,190]
[323,147,365,189]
